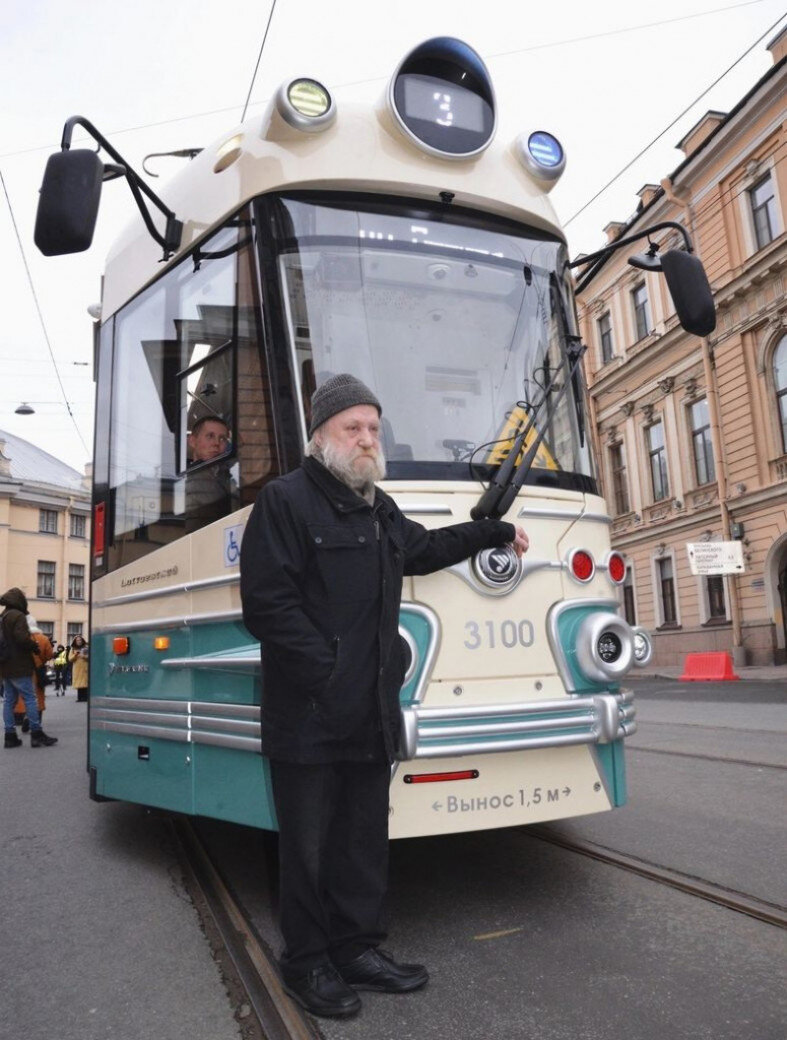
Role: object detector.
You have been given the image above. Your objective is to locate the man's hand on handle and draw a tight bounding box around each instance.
[510,525,529,558]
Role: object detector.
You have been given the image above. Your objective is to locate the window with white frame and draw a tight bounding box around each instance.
[598,311,614,364]
[774,334,787,453]
[690,398,716,486]
[39,509,58,534]
[657,556,677,626]
[70,513,87,538]
[647,421,669,501]
[38,621,55,641]
[37,560,56,599]
[68,563,85,601]
[705,574,727,622]
[631,283,650,341]
[750,174,777,251]
[67,622,83,642]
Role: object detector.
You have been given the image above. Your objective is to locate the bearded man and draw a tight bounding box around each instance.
[240,373,528,1019]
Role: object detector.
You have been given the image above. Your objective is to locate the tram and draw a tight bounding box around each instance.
[35,38,714,838]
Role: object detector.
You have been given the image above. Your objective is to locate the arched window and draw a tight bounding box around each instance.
[775,334,787,453]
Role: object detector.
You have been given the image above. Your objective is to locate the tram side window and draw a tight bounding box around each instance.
[100,209,278,574]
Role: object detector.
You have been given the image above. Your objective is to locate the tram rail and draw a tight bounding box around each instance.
[528,826,787,929]
[172,810,785,1040]
[172,819,314,1040]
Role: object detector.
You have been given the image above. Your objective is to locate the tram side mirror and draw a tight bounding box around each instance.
[34,149,104,256]
[660,249,716,337]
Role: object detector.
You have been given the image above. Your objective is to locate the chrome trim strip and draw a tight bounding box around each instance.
[398,504,453,516]
[190,731,260,752]
[161,654,260,673]
[93,608,244,636]
[94,573,239,609]
[518,506,582,521]
[93,720,190,743]
[517,506,611,525]
[399,691,635,759]
[446,557,561,598]
[91,696,259,719]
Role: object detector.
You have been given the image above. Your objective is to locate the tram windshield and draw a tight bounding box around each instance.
[268,195,595,489]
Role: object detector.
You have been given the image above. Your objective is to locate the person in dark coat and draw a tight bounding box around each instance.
[1,588,57,748]
[240,374,528,1018]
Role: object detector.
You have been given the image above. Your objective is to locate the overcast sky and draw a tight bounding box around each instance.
[1,0,784,473]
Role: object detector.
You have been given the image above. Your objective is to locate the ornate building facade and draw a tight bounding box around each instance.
[576,31,787,666]
[0,431,91,646]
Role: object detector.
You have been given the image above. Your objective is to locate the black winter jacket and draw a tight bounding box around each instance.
[240,457,515,763]
[0,587,37,680]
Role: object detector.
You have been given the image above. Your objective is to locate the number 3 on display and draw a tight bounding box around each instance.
[464,619,535,650]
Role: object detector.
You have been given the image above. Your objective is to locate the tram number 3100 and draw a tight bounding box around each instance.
[464,618,535,650]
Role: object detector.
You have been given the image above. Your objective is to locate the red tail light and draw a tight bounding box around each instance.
[607,552,626,584]
[403,770,479,784]
[569,549,595,583]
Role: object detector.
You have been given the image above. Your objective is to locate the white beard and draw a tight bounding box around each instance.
[314,438,386,498]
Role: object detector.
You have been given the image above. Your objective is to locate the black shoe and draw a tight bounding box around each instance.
[282,964,361,1018]
[30,729,58,747]
[4,732,22,748]
[21,717,30,733]
[336,948,429,993]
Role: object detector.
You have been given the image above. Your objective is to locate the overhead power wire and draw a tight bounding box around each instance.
[0,167,90,456]
[0,0,774,161]
[240,0,279,123]
[564,9,787,227]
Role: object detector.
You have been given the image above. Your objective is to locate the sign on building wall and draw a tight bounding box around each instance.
[686,541,745,575]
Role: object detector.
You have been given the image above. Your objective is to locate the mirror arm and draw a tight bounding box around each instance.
[60,116,183,259]
[568,221,693,272]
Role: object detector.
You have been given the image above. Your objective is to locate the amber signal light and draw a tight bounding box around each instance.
[154,636,170,651]
[112,637,130,655]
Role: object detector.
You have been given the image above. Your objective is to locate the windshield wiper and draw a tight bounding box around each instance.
[471,337,586,520]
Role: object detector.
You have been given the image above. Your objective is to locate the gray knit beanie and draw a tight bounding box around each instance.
[309,374,382,435]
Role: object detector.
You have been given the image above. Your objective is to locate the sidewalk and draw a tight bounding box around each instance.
[633,662,787,683]
[0,689,241,1040]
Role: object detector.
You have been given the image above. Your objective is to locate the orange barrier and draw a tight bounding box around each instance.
[679,652,740,681]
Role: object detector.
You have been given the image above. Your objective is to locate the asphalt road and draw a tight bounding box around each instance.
[200,676,787,1040]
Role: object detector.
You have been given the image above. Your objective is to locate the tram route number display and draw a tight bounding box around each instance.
[464,618,535,650]
[431,785,572,814]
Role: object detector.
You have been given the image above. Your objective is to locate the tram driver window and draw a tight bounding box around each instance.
[101,208,279,572]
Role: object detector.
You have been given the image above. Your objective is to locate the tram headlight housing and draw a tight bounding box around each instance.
[275,77,336,132]
[575,611,634,683]
[632,627,653,667]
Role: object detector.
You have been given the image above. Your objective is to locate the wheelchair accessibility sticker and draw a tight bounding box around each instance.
[224,524,244,567]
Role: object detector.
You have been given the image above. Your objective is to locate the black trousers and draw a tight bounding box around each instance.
[269,758,391,979]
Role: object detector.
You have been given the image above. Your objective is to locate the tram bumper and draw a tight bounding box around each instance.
[398,688,635,761]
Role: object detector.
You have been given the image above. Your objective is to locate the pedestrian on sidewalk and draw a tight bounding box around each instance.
[13,617,54,733]
[241,373,529,1019]
[53,644,68,695]
[68,635,90,702]
[1,588,58,748]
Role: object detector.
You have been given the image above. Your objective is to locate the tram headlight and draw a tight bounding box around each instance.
[515,129,566,185]
[632,627,653,667]
[276,77,336,132]
[575,612,634,683]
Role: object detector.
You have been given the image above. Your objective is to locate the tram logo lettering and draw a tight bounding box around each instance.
[120,566,179,588]
[109,663,151,674]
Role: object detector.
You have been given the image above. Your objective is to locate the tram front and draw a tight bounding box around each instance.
[34,35,719,835]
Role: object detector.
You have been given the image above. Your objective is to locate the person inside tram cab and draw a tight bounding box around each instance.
[185,415,236,532]
[240,373,529,1019]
